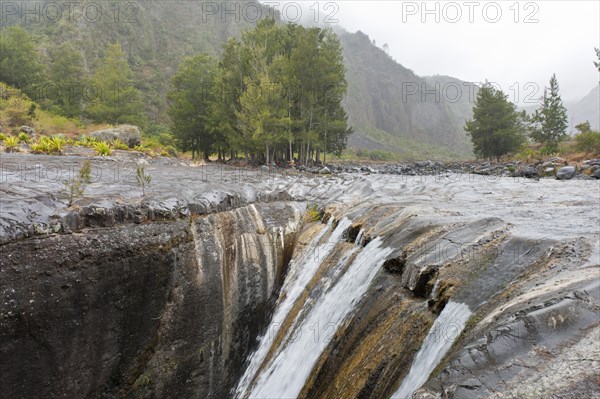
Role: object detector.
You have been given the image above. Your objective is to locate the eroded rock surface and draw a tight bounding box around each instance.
[1,153,598,399]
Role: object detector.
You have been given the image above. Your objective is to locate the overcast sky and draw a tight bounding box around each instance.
[265,1,599,104]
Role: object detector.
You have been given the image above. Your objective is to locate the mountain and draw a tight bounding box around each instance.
[338,29,475,159]
[567,85,599,132]
[519,84,599,134]
[3,1,476,159]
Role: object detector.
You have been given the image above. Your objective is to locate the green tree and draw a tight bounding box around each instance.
[168,54,218,160]
[0,26,45,98]
[575,120,591,134]
[465,82,525,160]
[86,43,144,125]
[530,74,568,152]
[48,43,85,117]
[235,46,290,166]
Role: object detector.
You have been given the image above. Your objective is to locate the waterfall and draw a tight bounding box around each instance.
[240,235,393,399]
[392,301,472,399]
[235,217,352,397]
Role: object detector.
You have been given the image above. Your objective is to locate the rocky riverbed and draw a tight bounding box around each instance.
[1,152,598,398]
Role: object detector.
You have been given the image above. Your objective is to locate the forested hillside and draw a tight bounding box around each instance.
[1,0,477,159]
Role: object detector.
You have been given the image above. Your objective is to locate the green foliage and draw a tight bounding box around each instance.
[0,26,45,97]
[63,160,93,206]
[465,82,526,160]
[575,130,600,154]
[111,139,129,150]
[530,74,569,152]
[0,133,6,142]
[168,19,350,164]
[575,121,591,134]
[3,136,20,152]
[78,136,98,148]
[18,132,29,143]
[136,164,152,197]
[168,54,218,160]
[86,43,144,126]
[48,136,66,154]
[47,43,85,117]
[93,141,112,156]
[30,136,66,155]
[305,203,322,222]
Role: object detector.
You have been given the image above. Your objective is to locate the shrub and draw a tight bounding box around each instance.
[78,135,97,148]
[136,164,152,196]
[93,141,112,156]
[575,130,600,154]
[3,136,20,152]
[111,139,129,150]
[48,136,66,154]
[18,132,28,142]
[30,138,51,154]
[305,203,321,222]
[63,160,92,206]
[0,133,7,142]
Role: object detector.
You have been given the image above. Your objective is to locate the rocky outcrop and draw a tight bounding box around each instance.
[1,153,598,399]
[0,202,303,399]
[91,125,141,148]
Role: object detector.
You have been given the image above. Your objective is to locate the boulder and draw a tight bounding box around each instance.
[20,126,35,135]
[318,166,331,175]
[556,166,576,180]
[90,125,141,148]
[591,168,600,179]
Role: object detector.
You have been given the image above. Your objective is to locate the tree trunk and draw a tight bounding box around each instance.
[265,143,270,167]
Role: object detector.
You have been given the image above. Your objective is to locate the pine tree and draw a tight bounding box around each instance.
[48,43,85,117]
[530,74,568,152]
[86,43,144,126]
[465,82,525,160]
[167,54,218,160]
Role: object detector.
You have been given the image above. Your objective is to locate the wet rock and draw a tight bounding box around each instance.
[556,166,576,180]
[383,251,407,274]
[90,125,141,148]
[346,223,363,243]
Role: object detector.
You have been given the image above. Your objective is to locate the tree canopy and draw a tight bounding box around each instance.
[530,74,568,152]
[465,82,525,160]
[168,19,351,164]
[86,43,144,126]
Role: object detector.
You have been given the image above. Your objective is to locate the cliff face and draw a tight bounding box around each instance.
[0,201,302,399]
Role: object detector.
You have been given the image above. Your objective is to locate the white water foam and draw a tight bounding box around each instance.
[235,217,352,397]
[392,301,472,399]
[246,237,393,399]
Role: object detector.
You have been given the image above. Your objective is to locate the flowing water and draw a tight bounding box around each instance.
[391,301,472,398]
[235,217,352,397]
[236,224,393,399]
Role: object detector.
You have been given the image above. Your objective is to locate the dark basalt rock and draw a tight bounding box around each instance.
[346,223,363,243]
[383,251,407,274]
[556,166,576,180]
